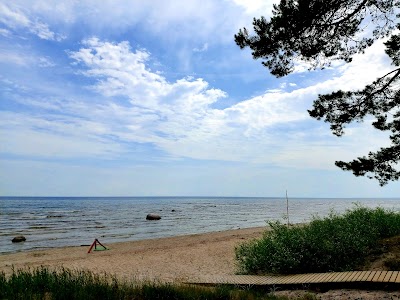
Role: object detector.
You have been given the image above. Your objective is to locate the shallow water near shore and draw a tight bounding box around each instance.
[1,197,400,254]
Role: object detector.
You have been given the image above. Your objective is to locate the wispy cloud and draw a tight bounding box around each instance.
[0,2,65,41]
[193,43,209,52]
[0,28,11,37]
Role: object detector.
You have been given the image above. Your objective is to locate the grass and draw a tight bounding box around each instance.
[0,267,316,300]
[235,205,400,275]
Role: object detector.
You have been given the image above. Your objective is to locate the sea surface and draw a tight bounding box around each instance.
[1,197,400,254]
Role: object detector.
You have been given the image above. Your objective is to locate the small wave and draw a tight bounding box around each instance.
[29,226,50,229]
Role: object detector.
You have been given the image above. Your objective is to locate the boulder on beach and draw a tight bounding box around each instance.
[146,213,161,220]
[12,236,26,243]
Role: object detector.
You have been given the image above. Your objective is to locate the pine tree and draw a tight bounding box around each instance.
[235,0,400,185]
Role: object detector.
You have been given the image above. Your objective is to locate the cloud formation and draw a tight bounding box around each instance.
[66,38,314,161]
[0,2,64,41]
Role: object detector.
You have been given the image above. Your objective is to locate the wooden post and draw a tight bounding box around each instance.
[286,190,289,227]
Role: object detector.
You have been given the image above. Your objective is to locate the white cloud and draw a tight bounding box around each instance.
[0,50,29,66]
[193,43,209,52]
[0,111,124,159]
[3,0,250,46]
[0,3,30,28]
[0,48,56,68]
[230,0,277,15]
[0,28,11,37]
[0,2,64,41]
[38,56,55,67]
[30,20,65,41]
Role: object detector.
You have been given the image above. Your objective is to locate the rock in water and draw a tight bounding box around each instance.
[146,213,161,220]
[12,236,26,243]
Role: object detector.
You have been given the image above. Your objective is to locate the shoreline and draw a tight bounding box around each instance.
[0,226,266,282]
[2,225,267,255]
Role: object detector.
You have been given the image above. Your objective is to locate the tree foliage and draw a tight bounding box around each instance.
[235,0,400,185]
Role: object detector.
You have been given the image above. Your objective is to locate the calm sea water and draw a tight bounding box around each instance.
[1,197,400,254]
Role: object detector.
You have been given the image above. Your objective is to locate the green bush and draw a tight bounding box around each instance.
[235,206,400,274]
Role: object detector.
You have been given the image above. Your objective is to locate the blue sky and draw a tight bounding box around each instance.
[1,0,399,197]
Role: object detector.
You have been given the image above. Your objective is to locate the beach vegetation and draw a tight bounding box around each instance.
[235,206,400,274]
[0,267,314,300]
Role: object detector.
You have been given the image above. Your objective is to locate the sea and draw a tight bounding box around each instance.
[1,197,400,254]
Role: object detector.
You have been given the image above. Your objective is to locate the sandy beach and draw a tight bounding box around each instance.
[3,227,400,299]
[0,227,265,282]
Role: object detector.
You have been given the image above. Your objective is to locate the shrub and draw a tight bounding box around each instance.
[235,206,400,274]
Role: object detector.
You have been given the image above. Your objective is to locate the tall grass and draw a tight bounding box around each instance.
[235,205,400,275]
[0,267,310,300]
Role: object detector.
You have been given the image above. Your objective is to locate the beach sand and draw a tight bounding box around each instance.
[0,227,265,282]
[2,227,400,299]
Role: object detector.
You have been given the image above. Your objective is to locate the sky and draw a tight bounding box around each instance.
[1,0,399,197]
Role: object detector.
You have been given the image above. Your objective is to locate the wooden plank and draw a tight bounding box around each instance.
[289,274,310,284]
[388,271,397,283]
[261,276,273,285]
[272,275,288,284]
[359,271,370,281]
[236,276,251,284]
[359,271,372,282]
[312,273,328,283]
[343,272,354,282]
[345,271,356,282]
[301,273,319,283]
[347,271,361,282]
[389,271,399,283]
[243,276,256,284]
[307,273,323,283]
[342,272,354,282]
[329,272,344,282]
[353,271,367,282]
[332,272,350,282]
[282,275,301,284]
[383,271,394,282]
[316,273,332,283]
[366,271,377,281]
[270,275,283,284]
[394,271,400,283]
[285,274,303,284]
[343,272,355,282]
[296,273,313,283]
[282,275,298,284]
[250,276,266,285]
[324,272,336,282]
[260,276,274,285]
[371,271,382,282]
[377,271,388,282]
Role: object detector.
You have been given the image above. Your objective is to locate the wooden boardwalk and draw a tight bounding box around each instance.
[186,271,400,287]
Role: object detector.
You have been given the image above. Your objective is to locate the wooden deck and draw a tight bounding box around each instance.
[185,271,400,287]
